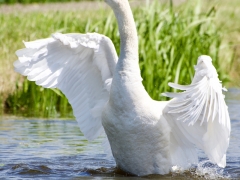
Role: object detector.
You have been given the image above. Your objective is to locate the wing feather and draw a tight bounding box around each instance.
[163,55,231,168]
[14,32,118,141]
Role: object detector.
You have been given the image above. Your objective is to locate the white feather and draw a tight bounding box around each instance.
[162,55,231,168]
[14,32,118,142]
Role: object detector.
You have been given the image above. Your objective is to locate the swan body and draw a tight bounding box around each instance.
[14,0,230,176]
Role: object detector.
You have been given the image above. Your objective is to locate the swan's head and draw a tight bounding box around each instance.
[197,55,212,66]
[194,55,218,79]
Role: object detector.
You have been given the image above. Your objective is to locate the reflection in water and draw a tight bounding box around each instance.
[0,90,240,179]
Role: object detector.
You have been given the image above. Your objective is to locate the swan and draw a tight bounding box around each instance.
[14,0,231,176]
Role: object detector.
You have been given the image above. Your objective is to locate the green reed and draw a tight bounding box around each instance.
[136,1,229,99]
[0,0,85,4]
[1,1,232,117]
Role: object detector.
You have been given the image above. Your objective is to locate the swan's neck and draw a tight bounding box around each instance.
[110,1,139,69]
[106,0,151,108]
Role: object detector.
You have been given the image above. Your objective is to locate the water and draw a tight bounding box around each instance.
[0,89,240,179]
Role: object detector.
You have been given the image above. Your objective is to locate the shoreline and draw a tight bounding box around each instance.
[0,0,187,14]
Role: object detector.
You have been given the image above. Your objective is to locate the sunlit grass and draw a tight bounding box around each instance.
[0,0,83,3]
[0,1,236,117]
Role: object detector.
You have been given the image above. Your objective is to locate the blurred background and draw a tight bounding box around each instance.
[0,0,239,118]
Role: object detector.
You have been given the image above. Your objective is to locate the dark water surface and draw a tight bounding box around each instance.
[0,89,240,179]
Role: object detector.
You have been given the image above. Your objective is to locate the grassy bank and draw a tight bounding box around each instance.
[0,1,238,117]
[0,0,87,4]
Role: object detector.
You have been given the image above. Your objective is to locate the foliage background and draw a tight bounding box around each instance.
[0,0,239,117]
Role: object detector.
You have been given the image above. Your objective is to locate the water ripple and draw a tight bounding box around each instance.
[0,90,240,179]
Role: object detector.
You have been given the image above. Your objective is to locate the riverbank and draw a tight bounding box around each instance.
[0,0,239,117]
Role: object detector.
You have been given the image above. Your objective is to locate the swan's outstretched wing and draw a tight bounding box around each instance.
[14,32,118,141]
[162,55,231,168]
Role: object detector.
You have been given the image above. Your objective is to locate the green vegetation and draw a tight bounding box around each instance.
[0,1,238,118]
[0,0,85,4]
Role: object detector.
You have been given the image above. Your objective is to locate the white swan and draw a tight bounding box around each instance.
[14,0,231,176]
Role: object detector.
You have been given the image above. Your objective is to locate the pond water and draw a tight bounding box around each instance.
[0,89,240,179]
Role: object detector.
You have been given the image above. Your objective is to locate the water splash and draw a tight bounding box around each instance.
[193,160,230,179]
[170,160,231,179]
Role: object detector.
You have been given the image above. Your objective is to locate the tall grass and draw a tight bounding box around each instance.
[1,1,232,117]
[136,1,231,98]
[0,0,86,4]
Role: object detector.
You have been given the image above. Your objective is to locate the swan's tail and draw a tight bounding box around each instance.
[162,55,230,169]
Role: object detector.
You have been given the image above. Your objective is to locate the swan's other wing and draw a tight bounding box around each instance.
[162,55,230,169]
[14,33,118,141]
